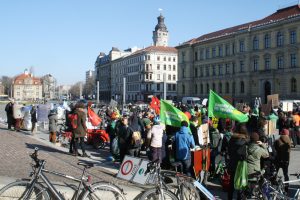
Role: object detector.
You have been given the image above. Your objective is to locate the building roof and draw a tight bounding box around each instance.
[132,45,177,55]
[181,4,300,46]
[14,73,42,85]
[155,14,168,32]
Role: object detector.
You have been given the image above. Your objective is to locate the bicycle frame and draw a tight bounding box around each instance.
[24,160,90,200]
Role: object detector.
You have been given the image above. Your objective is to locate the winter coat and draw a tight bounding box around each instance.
[5,102,14,116]
[274,135,291,163]
[118,124,133,148]
[228,133,248,173]
[175,126,195,160]
[31,108,37,123]
[73,108,87,138]
[190,123,200,146]
[48,113,58,133]
[209,127,221,149]
[247,143,269,176]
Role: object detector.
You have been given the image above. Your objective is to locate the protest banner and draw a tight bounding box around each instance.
[267,94,279,107]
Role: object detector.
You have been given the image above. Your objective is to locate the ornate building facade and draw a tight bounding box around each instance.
[13,69,43,101]
[176,5,300,104]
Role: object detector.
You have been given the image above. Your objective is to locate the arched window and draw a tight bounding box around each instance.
[253,36,259,50]
[226,82,230,93]
[291,78,297,93]
[240,81,245,93]
[264,34,270,48]
[206,83,209,94]
[182,84,185,94]
[212,83,216,91]
[219,82,222,93]
[277,32,284,47]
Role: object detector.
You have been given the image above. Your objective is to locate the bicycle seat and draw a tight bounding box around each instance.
[78,161,94,168]
[171,162,182,168]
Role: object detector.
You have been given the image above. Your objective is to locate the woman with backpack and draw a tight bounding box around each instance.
[227,123,249,200]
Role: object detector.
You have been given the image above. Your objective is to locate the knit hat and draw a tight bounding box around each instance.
[280,128,289,136]
[250,132,260,142]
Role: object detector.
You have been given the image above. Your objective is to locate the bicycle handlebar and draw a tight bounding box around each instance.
[144,159,160,175]
[30,147,42,167]
[290,172,300,178]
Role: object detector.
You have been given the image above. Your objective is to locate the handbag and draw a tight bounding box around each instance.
[234,160,248,190]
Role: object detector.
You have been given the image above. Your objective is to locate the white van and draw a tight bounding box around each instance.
[182,97,201,106]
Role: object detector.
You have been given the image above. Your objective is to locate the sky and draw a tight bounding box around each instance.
[0,0,296,85]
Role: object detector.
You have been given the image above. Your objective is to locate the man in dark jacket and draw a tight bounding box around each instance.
[190,116,200,146]
[73,103,89,157]
[274,128,292,192]
[118,116,132,161]
[5,99,14,130]
[30,105,37,134]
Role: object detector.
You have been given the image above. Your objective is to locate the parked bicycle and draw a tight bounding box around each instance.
[0,148,126,200]
[139,160,201,200]
[273,172,300,200]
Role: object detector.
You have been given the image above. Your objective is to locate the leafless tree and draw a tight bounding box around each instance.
[83,78,94,98]
[0,76,13,95]
[69,82,81,100]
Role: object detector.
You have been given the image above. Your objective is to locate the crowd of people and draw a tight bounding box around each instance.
[4,98,300,199]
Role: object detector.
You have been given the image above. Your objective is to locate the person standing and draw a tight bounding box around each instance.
[30,105,37,134]
[13,102,23,132]
[118,116,132,161]
[147,116,165,163]
[274,128,292,193]
[73,103,89,157]
[48,109,58,143]
[5,99,14,130]
[175,121,195,176]
[190,116,200,146]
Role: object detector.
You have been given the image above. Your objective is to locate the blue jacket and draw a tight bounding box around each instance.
[175,126,195,160]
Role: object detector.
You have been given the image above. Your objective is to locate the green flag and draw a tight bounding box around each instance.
[208,90,248,123]
[160,100,189,127]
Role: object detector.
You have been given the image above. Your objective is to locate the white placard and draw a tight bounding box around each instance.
[282,102,293,112]
[117,156,141,181]
[132,160,151,185]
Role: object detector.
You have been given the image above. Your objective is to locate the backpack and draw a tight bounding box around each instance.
[68,113,78,129]
[131,131,142,148]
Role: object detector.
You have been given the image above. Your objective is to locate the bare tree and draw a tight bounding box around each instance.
[83,78,94,98]
[0,76,13,95]
[69,82,81,100]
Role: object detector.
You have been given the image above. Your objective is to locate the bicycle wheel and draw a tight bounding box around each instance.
[81,182,126,200]
[180,182,201,200]
[140,188,179,200]
[0,180,49,200]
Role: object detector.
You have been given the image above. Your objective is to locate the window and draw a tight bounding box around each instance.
[253,58,258,71]
[240,60,244,72]
[212,47,216,58]
[200,67,203,77]
[240,81,244,93]
[173,84,176,91]
[173,57,176,62]
[200,49,204,60]
[206,66,210,76]
[182,84,185,94]
[265,57,270,70]
[168,57,171,61]
[181,52,185,62]
[212,65,216,76]
[219,82,222,93]
[219,64,223,75]
[173,75,176,80]
[239,40,245,52]
[168,84,171,91]
[253,36,259,50]
[164,65,166,70]
[205,48,210,59]
[219,45,223,57]
[206,83,209,94]
[264,34,271,48]
[157,64,160,70]
[195,68,198,77]
[277,32,284,47]
[147,55,150,60]
[157,74,160,80]
[168,74,171,80]
[182,68,185,78]
[290,30,296,44]
[164,56,166,61]
[232,62,236,74]
[195,51,198,61]
[291,53,297,68]
[195,84,198,94]
[168,65,171,70]
[225,64,230,74]
[225,44,230,56]
[232,43,235,54]
[200,84,203,94]
[212,83,216,91]
[232,82,236,94]
[173,65,176,71]
[157,83,160,91]
[277,55,284,69]
[226,82,229,93]
[291,78,297,92]
[157,56,160,61]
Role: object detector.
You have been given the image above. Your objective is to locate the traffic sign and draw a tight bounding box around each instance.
[117,156,141,181]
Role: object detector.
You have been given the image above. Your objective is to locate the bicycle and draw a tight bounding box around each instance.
[139,160,200,200]
[0,148,126,200]
[273,172,300,200]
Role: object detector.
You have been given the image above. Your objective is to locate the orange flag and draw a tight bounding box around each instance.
[88,107,102,126]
